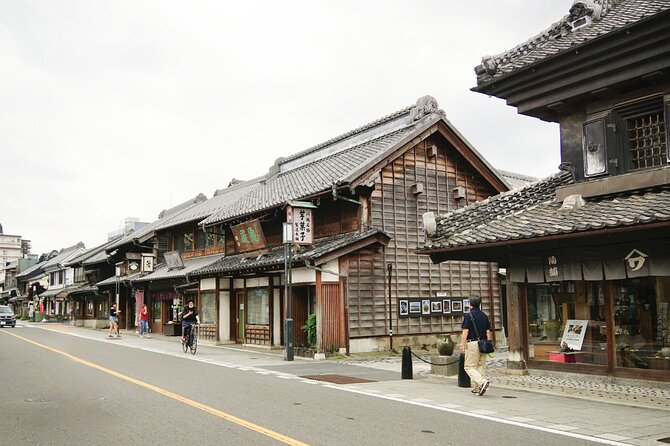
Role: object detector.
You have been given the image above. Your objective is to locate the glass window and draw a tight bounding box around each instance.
[153,301,162,323]
[182,232,194,252]
[527,281,608,366]
[205,228,216,247]
[195,230,206,250]
[201,291,216,324]
[614,277,670,370]
[247,287,269,325]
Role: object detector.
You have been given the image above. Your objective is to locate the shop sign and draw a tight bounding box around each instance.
[561,319,588,350]
[231,219,267,253]
[286,206,313,245]
[625,249,648,272]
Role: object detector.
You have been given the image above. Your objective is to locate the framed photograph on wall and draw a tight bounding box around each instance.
[452,300,463,313]
[442,299,451,314]
[421,299,431,315]
[399,299,409,317]
[431,300,443,313]
[409,301,421,314]
[463,298,470,313]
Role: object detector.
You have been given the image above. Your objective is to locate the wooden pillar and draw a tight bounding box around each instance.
[505,276,528,374]
[315,270,323,354]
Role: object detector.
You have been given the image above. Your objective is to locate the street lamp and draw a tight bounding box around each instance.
[283,222,294,361]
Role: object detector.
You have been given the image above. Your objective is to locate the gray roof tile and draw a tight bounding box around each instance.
[132,253,226,283]
[194,229,388,276]
[474,0,670,86]
[421,171,670,250]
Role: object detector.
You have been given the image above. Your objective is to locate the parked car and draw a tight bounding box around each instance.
[0,305,16,328]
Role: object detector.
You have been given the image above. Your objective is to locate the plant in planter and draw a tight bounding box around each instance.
[301,313,317,349]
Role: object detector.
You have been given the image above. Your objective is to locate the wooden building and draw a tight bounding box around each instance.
[418,0,670,381]
[189,95,512,353]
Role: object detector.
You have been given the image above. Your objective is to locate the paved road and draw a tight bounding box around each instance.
[0,326,610,445]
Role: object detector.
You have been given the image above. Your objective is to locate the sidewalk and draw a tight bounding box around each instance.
[21,322,670,445]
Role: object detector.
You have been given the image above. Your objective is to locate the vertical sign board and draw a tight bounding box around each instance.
[286,206,313,245]
[231,219,267,253]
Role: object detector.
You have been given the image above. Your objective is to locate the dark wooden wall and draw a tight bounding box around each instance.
[347,136,502,338]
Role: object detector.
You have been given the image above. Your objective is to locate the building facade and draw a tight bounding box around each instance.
[419,0,670,381]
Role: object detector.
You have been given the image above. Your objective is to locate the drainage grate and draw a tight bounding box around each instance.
[300,374,376,384]
[658,437,670,444]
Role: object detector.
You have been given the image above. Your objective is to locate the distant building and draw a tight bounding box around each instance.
[107,217,149,241]
[0,224,31,291]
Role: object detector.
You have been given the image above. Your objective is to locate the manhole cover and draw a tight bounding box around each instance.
[300,374,376,384]
[658,437,670,443]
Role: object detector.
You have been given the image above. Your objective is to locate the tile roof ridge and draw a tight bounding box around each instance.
[474,0,626,84]
[438,171,572,219]
[278,95,445,168]
[497,169,538,182]
[158,193,207,219]
[213,175,266,197]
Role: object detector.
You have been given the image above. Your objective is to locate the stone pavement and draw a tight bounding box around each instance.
[16,322,670,445]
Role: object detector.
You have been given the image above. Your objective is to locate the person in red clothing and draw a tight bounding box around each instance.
[139,304,150,338]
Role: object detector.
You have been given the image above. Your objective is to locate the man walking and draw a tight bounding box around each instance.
[459,295,493,396]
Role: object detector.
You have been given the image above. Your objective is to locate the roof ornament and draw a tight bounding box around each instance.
[409,95,445,121]
[569,0,602,31]
[558,194,586,214]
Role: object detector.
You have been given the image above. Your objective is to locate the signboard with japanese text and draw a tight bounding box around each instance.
[286,206,313,245]
[231,219,267,253]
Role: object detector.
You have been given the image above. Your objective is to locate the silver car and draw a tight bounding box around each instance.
[0,305,16,328]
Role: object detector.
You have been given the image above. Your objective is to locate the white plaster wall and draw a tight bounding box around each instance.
[200,278,216,290]
[273,288,281,346]
[233,278,244,289]
[320,259,339,282]
[218,278,230,290]
[245,277,269,288]
[292,267,315,284]
[219,291,230,342]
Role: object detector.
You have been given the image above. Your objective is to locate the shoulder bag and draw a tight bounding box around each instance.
[470,312,494,354]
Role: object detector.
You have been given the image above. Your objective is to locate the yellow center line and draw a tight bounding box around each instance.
[2,330,309,446]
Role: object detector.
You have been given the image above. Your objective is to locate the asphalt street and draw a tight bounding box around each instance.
[0,326,599,446]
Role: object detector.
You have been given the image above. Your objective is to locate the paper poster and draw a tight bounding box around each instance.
[561,319,588,350]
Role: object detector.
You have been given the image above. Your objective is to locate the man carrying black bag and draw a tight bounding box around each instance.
[459,294,493,396]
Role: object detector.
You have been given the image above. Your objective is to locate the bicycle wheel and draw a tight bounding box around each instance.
[182,334,188,353]
[190,327,198,355]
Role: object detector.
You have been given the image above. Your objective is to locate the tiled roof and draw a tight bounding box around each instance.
[194,229,389,276]
[41,243,86,272]
[474,0,670,86]
[96,271,142,287]
[105,194,207,253]
[201,96,465,226]
[65,239,119,267]
[15,260,47,279]
[132,253,226,283]
[420,171,670,250]
[498,170,537,189]
[152,179,262,231]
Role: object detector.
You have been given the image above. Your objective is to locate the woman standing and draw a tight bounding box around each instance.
[108,303,121,338]
[139,304,150,338]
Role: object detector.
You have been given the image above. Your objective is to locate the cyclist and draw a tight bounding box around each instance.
[180,299,200,346]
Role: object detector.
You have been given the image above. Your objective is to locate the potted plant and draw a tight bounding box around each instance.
[437,335,455,356]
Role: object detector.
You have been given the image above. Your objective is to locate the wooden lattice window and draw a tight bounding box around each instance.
[627,109,667,170]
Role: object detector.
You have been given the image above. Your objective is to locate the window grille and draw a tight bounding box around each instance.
[627,110,667,170]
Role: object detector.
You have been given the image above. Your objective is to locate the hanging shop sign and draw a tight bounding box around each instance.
[286,206,313,245]
[231,219,267,253]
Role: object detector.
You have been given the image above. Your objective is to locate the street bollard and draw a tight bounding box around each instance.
[401,346,413,379]
[458,353,471,388]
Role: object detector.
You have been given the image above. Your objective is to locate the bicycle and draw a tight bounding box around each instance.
[181,323,199,355]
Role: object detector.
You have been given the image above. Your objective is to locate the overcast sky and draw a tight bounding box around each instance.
[1,1,571,256]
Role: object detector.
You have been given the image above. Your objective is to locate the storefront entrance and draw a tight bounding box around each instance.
[235,290,245,343]
[525,277,670,377]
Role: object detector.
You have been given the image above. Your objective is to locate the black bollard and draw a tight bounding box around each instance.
[458,353,471,388]
[401,346,413,379]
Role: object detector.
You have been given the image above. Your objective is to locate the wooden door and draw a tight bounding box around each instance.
[236,291,245,343]
[292,287,310,347]
[319,283,344,351]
